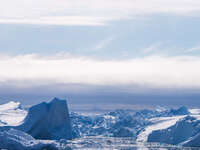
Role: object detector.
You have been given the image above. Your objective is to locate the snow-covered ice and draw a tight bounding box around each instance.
[0,101,27,126]
[189,108,200,115]
[136,116,185,142]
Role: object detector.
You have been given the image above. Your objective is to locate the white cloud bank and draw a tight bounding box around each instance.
[1,0,200,25]
[0,54,200,90]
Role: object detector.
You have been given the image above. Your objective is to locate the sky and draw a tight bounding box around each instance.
[0,0,200,107]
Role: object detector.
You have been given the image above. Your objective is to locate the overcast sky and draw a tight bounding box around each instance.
[0,0,200,107]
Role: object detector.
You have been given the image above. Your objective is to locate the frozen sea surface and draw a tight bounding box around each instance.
[65,137,200,150]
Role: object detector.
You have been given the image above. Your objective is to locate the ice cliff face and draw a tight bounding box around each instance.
[183,132,200,147]
[17,98,72,140]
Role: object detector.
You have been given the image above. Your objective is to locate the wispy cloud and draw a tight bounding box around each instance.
[142,43,163,54]
[1,0,200,25]
[0,16,107,26]
[186,45,200,52]
[95,37,115,50]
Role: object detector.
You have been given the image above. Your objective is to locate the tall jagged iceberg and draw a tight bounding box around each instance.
[17,97,72,140]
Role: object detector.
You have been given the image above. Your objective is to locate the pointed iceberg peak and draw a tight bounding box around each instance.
[51,97,64,102]
[50,97,68,105]
[169,106,190,116]
[17,97,72,140]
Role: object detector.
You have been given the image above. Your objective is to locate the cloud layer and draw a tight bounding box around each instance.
[1,0,200,25]
[0,54,200,91]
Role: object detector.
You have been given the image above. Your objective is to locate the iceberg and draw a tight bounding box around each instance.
[17,98,72,140]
